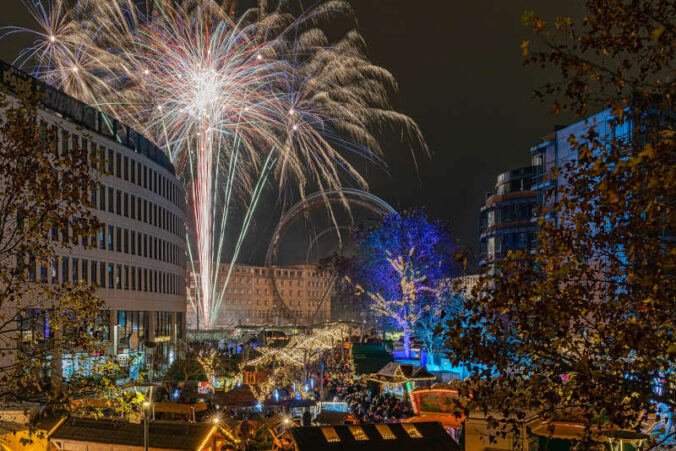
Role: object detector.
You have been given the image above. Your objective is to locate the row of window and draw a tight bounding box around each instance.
[480,230,537,262]
[47,221,183,268]
[226,287,327,298]
[219,296,324,307]
[18,308,111,344]
[51,125,183,209]
[230,267,321,279]
[28,256,185,296]
[226,277,329,287]
[481,202,536,230]
[94,223,183,267]
[94,184,183,238]
[221,310,326,319]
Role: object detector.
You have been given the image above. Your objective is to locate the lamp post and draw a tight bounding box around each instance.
[143,401,151,451]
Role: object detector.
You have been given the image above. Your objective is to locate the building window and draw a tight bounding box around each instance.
[100,262,106,287]
[123,156,129,180]
[99,225,105,250]
[90,260,97,285]
[108,263,114,289]
[99,185,105,210]
[116,190,122,215]
[107,187,114,213]
[72,258,79,282]
[130,195,136,220]
[61,257,69,283]
[82,259,88,283]
[116,264,122,289]
[107,149,114,174]
[107,225,113,251]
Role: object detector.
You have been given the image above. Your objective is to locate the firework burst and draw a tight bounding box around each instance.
[4,0,426,328]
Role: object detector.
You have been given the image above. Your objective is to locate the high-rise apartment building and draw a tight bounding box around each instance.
[187,263,332,328]
[481,109,629,266]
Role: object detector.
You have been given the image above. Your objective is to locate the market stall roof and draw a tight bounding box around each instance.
[404,413,464,429]
[314,410,349,426]
[529,421,651,443]
[351,343,392,375]
[289,421,460,451]
[212,385,258,408]
[48,418,238,450]
[367,362,435,384]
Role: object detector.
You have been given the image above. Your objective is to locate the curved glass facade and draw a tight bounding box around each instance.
[479,166,537,266]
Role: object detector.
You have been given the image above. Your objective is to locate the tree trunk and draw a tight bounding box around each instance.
[403,327,411,359]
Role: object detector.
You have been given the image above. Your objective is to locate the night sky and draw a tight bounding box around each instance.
[0,1,578,267]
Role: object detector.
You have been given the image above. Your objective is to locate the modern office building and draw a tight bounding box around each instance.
[0,60,187,378]
[479,166,538,267]
[187,263,332,329]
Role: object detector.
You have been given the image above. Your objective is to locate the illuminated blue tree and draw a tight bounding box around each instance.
[352,211,462,358]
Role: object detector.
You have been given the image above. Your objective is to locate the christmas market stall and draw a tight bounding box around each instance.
[404,383,467,442]
[212,384,258,409]
[366,362,435,399]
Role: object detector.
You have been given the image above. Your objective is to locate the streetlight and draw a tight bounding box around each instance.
[142,401,151,451]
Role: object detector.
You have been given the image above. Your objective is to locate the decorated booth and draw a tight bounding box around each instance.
[366,362,435,399]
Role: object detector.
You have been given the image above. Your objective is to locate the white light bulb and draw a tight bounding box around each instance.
[71,66,78,72]
[144,69,149,75]
[289,109,295,115]
[49,35,56,42]
[256,55,262,60]
[292,125,298,131]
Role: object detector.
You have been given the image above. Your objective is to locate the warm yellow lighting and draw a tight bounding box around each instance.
[348,425,368,441]
[49,35,56,42]
[402,423,423,438]
[320,427,341,443]
[47,416,67,436]
[196,425,218,450]
[375,424,396,440]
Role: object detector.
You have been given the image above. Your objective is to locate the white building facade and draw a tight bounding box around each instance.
[1,61,187,378]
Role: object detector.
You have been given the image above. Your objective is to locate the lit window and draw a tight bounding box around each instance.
[402,424,422,438]
[320,427,340,443]
[375,424,396,440]
[348,426,368,441]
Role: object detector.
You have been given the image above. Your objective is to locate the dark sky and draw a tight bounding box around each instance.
[0,1,578,265]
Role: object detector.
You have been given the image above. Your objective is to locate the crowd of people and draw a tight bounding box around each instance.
[323,374,414,423]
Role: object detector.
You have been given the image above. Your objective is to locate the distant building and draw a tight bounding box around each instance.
[187,263,332,328]
[479,166,538,267]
